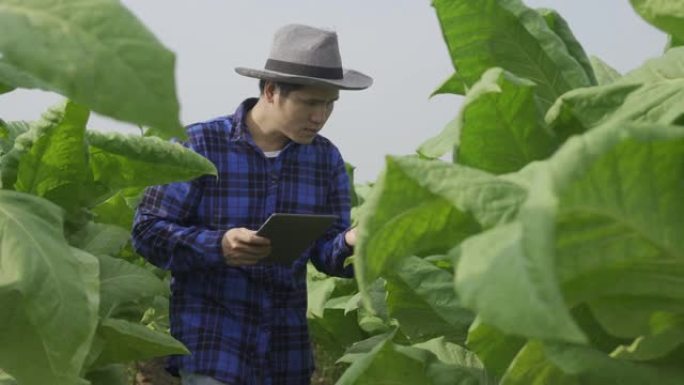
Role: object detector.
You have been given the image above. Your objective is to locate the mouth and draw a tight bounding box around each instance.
[303,128,319,135]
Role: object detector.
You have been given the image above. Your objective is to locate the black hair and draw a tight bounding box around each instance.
[258,79,304,97]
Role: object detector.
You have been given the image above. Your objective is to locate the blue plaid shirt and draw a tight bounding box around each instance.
[132,98,354,385]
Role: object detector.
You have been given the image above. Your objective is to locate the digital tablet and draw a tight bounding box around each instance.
[256,213,339,265]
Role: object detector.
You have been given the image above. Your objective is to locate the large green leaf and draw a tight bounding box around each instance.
[0,60,50,92]
[91,187,144,229]
[354,156,526,306]
[0,370,15,385]
[432,0,592,111]
[9,101,90,212]
[345,162,360,208]
[309,306,366,361]
[512,342,684,385]
[355,161,478,302]
[457,68,557,173]
[466,320,525,378]
[86,130,217,191]
[621,46,684,83]
[386,256,473,344]
[90,318,188,367]
[589,56,622,85]
[455,160,586,344]
[417,115,460,160]
[85,364,128,385]
[412,337,484,370]
[307,276,338,319]
[68,222,130,257]
[630,0,684,43]
[545,82,643,139]
[500,341,684,385]
[611,312,684,361]
[459,122,684,344]
[547,123,684,331]
[585,297,682,338]
[0,191,99,385]
[96,253,167,318]
[667,34,684,50]
[547,48,684,138]
[0,119,29,155]
[0,0,181,134]
[456,220,586,343]
[431,71,468,97]
[347,279,393,335]
[499,341,573,385]
[413,337,495,385]
[537,8,597,86]
[336,332,486,385]
[0,82,13,94]
[420,68,558,166]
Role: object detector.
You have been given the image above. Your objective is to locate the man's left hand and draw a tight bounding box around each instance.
[344,228,357,247]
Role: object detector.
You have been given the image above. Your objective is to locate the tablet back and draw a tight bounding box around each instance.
[256,213,338,265]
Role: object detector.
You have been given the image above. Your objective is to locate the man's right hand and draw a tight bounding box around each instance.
[221,228,272,266]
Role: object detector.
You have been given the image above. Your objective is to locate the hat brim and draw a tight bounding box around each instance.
[235,67,372,90]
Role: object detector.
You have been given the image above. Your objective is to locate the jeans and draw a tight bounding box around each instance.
[180,371,229,385]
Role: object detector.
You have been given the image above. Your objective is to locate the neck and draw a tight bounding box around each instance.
[245,99,288,152]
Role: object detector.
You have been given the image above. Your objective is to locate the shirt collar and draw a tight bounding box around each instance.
[230,98,258,142]
[229,97,298,153]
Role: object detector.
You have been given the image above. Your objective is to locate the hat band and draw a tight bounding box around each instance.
[265,59,343,80]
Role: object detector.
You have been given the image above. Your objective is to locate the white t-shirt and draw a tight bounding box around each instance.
[264,150,281,158]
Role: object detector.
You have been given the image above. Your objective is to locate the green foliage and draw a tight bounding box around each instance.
[386,257,473,344]
[3,0,683,384]
[431,0,594,110]
[336,332,490,385]
[421,68,559,172]
[0,103,214,384]
[0,192,99,385]
[335,0,684,384]
[354,156,525,296]
[0,100,213,381]
[0,119,29,155]
[432,71,468,96]
[0,0,182,136]
[12,101,90,212]
[84,364,129,385]
[536,8,597,85]
[87,130,217,191]
[89,318,188,368]
[0,82,14,95]
[589,56,622,85]
[630,0,684,43]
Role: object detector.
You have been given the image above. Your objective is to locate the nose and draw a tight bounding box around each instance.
[310,104,330,125]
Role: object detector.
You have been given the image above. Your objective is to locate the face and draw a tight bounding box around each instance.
[269,84,339,144]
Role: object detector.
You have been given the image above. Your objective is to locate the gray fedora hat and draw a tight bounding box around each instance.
[235,24,373,90]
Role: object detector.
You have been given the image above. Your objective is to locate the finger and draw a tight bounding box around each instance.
[234,246,272,260]
[244,232,271,246]
[232,243,271,257]
[225,256,261,266]
[226,259,257,266]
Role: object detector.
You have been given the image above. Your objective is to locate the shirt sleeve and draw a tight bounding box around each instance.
[131,133,225,272]
[308,148,355,278]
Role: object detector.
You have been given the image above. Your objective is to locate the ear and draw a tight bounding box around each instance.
[263,81,277,103]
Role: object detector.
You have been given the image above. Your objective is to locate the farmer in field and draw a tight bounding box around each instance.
[132,23,371,385]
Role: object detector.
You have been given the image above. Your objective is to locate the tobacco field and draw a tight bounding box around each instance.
[1,0,684,384]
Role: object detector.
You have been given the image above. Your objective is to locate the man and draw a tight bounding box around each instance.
[132,23,372,385]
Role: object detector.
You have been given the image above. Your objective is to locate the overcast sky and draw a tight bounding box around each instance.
[0,0,666,182]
